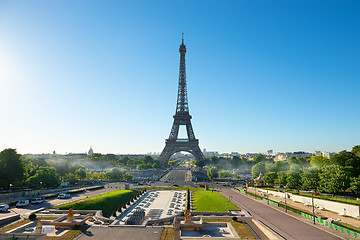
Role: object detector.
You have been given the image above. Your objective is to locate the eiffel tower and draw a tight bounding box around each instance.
[158,35,205,166]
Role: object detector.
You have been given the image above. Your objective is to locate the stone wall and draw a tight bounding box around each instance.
[254,188,359,218]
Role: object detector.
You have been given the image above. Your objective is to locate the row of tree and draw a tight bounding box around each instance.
[199,145,360,196]
[0,149,138,189]
[253,146,360,195]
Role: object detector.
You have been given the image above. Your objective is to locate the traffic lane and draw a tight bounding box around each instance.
[165,170,186,184]
[221,189,342,240]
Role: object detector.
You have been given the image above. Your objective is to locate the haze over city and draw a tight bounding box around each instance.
[0,1,359,155]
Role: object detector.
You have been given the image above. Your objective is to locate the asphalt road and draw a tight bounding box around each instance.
[164,170,187,185]
[221,188,342,240]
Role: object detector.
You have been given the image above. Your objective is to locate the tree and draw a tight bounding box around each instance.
[285,165,302,189]
[207,167,218,180]
[348,176,360,195]
[124,172,133,181]
[301,167,320,191]
[319,164,350,195]
[277,171,288,186]
[330,151,360,177]
[28,167,60,187]
[273,161,290,172]
[75,168,86,180]
[263,172,277,185]
[309,155,328,169]
[106,168,124,181]
[0,149,27,188]
[251,162,266,179]
[286,171,302,189]
[219,170,234,179]
[253,154,267,164]
[351,145,360,158]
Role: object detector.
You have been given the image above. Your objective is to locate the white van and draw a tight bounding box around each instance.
[31,198,44,204]
[16,200,30,207]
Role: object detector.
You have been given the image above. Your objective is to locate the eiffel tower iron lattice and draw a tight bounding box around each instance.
[158,36,205,166]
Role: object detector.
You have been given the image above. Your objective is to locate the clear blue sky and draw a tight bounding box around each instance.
[0,1,359,155]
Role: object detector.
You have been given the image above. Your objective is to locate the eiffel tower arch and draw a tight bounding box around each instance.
[159,36,205,166]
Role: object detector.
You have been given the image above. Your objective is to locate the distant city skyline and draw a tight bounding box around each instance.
[0,1,359,155]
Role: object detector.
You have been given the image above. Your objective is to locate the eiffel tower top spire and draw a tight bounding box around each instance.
[176,33,189,115]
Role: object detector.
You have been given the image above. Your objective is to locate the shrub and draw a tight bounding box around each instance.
[29,213,37,221]
[232,216,238,221]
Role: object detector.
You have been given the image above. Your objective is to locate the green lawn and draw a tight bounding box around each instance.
[55,189,137,217]
[192,190,239,212]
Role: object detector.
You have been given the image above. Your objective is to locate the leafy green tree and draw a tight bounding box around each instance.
[309,155,328,169]
[219,170,234,179]
[49,160,70,177]
[207,167,218,180]
[70,163,84,173]
[117,156,131,166]
[65,172,77,181]
[141,156,154,165]
[286,173,301,189]
[351,145,360,158]
[330,150,360,177]
[251,162,266,179]
[28,167,60,187]
[263,172,277,185]
[277,171,288,186]
[348,176,360,195]
[195,158,208,168]
[253,154,267,164]
[106,168,124,181]
[0,149,27,188]
[273,161,290,172]
[75,168,86,180]
[319,164,350,195]
[151,161,160,168]
[301,167,320,191]
[287,156,299,166]
[231,156,243,168]
[124,172,133,181]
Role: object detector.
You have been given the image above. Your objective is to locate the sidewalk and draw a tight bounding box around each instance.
[247,187,360,229]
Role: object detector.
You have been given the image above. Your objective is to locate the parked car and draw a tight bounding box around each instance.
[57,193,71,199]
[31,198,44,204]
[16,200,30,207]
[0,204,9,212]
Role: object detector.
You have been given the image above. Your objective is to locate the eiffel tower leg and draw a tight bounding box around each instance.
[189,146,205,162]
[158,145,175,166]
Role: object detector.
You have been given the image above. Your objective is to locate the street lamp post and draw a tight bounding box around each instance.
[254,186,257,199]
[267,188,269,205]
[312,191,315,224]
[39,182,42,196]
[284,187,287,212]
[357,197,360,220]
[9,184,12,204]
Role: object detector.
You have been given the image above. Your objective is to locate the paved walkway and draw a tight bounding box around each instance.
[117,190,185,224]
[221,188,343,240]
